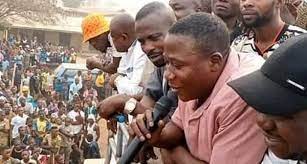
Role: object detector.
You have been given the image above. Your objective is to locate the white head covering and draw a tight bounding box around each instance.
[87,114,96,122]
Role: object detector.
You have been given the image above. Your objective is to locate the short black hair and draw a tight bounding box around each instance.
[136,2,168,21]
[168,13,230,56]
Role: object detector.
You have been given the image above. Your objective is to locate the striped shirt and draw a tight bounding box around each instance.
[232,24,306,59]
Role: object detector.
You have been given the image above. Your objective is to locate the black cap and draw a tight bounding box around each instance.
[228,34,307,116]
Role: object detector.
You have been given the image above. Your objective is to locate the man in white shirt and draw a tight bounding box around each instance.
[69,77,82,101]
[11,107,28,139]
[108,13,153,96]
[67,102,84,135]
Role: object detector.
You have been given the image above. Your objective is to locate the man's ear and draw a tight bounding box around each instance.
[208,52,224,72]
[122,33,129,41]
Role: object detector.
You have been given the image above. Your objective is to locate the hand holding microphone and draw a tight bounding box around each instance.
[118,96,173,164]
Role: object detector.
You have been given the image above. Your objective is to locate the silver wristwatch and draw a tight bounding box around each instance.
[124,98,137,114]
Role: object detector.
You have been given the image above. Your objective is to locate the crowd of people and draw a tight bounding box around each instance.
[1,0,307,164]
[0,34,105,163]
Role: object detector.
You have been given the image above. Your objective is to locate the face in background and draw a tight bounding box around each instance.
[256,110,307,159]
[164,34,223,102]
[169,0,201,20]
[213,0,240,19]
[89,32,110,53]
[2,148,11,160]
[21,150,30,161]
[240,0,279,28]
[19,126,26,136]
[136,13,173,67]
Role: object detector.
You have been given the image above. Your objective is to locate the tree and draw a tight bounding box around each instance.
[0,0,66,24]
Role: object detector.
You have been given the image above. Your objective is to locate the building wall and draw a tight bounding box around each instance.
[45,31,59,45]
[70,33,82,50]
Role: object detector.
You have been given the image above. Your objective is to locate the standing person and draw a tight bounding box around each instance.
[95,70,105,100]
[0,109,9,147]
[212,0,244,42]
[84,96,97,119]
[83,82,98,101]
[41,126,63,155]
[169,0,212,20]
[108,13,153,96]
[69,77,82,102]
[232,0,306,59]
[29,68,41,98]
[228,34,307,163]
[33,110,51,145]
[67,102,84,143]
[11,106,28,139]
[84,70,93,84]
[85,114,100,142]
[129,13,266,163]
[82,13,123,74]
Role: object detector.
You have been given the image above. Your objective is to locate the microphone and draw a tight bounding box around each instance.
[118,96,173,164]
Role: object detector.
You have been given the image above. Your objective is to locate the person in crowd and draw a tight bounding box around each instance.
[33,110,51,145]
[0,146,20,163]
[232,0,306,59]
[81,133,100,159]
[29,68,41,98]
[84,96,97,119]
[95,70,105,100]
[83,81,98,101]
[59,117,74,163]
[15,126,31,145]
[69,77,82,102]
[212,0,244,42]
[20,149,37,164]
[82,13,123,74]
[108,13,153,96]
[67,102,84,144]
[84,70,93,84]
[11,106,28,139]
[85,114,100,142]
[41,126,63,155]
[11,139,24,160]
[0,109,9,147]
[19,96,34,117]
[169,0,212,20]
[229,34,307,164]
[129,13,266,163]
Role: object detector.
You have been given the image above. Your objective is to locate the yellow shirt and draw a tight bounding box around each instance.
[95,74,105,87]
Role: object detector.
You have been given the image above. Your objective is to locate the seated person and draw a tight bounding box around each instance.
[229,35,307,163]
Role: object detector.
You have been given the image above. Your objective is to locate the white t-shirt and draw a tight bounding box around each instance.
[11,114,29,138]
[67,110,84,135]
[262,150,303,164]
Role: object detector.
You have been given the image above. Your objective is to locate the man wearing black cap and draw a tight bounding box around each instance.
[229,34,307,163]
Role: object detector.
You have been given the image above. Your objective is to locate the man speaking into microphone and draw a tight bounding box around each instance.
[129,13,267,164]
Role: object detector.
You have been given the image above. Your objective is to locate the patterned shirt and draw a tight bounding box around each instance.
[232,24,306,59]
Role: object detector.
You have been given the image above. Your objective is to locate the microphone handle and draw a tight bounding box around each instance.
[117,137,144,164]
[118,110,165,164]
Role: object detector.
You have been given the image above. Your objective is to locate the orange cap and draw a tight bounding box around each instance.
[81,13,110,43]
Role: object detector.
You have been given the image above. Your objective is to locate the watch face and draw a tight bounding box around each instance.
[127,101,135,111]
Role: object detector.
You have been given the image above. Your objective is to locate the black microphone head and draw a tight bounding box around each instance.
[154,96,173,117]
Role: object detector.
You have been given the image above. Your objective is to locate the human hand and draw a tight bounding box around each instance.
[128,109,165,145]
